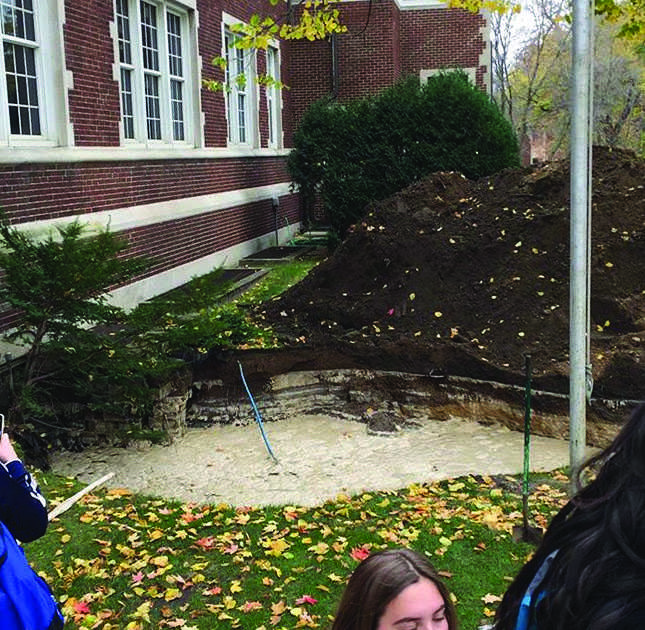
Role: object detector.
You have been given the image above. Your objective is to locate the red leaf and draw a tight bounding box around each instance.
[73,601,91,615]
[350,545,371,561]
[194,536,216,550]
[295,595,318,606]
[132,571,144,583]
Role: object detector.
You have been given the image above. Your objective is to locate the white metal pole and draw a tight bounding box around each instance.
[570,0,593,491]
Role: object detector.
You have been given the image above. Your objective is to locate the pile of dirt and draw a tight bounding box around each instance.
[251,146,645,401]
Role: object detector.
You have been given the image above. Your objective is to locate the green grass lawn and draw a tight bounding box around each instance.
[28,470,570,629]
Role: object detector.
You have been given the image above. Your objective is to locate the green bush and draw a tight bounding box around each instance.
[0,220,148,424]
[288,71,520,237]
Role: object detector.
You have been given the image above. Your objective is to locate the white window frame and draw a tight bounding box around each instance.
[115,0,195,147]
[0,0,68,148]
[222,13,258,148]
[265,44,282,149]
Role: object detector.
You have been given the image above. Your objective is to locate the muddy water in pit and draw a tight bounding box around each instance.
[50,413,577,507]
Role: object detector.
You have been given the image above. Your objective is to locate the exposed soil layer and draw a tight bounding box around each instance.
[200,147,645,411]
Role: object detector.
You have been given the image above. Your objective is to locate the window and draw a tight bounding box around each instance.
[223,26,256,146]
[266,45,281,148]
[116,0,193,145]
[0,0,65,146]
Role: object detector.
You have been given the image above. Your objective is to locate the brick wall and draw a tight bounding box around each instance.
[125,194,300,278]
[399,7,487,82]
[286,0,489,134]
[0,158,290,224]
[64,1,121,146]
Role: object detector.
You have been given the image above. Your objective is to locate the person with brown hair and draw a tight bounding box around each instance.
[331,548,457,630]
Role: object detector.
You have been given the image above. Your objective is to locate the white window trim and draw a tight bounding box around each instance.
[421,67,477,85]
[265,44,283,149]
[0,0,71,148]
[221,12,259,149]
[113,0,197,148]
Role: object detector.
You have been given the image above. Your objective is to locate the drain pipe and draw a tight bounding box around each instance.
[331,33,339,98]
[238,361,279,463]
[272,195,280,247]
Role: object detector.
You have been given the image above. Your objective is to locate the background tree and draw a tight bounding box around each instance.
[493,0,644,160]
[593,25,644,149]
[491,0,571,160]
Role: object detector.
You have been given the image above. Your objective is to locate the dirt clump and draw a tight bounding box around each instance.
[250,146,645,402]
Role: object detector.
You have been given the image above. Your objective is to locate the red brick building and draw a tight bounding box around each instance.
[0,0,489,323]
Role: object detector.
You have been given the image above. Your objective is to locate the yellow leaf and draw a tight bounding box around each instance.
[265,538,290,557]
[107,487,133,497]
[164,588,182,601]
[150,555,170,567]
[131,601,152,622]
[307,542,329,555]
[223,595,237,609]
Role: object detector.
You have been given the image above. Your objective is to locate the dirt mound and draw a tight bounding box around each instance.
[258,146,645,400]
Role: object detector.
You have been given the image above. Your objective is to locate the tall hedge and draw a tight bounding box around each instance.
[288,71,520,237]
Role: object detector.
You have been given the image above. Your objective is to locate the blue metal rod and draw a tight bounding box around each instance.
[238,361,278,463]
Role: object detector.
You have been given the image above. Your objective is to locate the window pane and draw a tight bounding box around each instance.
[0,0,35,41]
[1,2,15,37]
[235,47,244,76]
[24,6,34,41]
[144,73,161,139]
[3,43,14,72]
[116,0,132,65]
[8,105,19,133]
[238,93,246,143]
[120,68,134,139]
[140,1,159,71]
[14,45,25,73]
[171,78,184,140]
[18,105,29,132]
[167,12,182,77]
[4,43,40,135]
[29,105,39,134]
[5,73,16,103]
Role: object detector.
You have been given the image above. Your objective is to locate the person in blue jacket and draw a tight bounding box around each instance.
[494,402,645,630]
[0,432,48,542]
[0,430,64,629]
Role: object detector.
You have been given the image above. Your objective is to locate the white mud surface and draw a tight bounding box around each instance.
[51,414,575,507]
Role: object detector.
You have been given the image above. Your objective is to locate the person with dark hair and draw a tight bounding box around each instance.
[494,401,645,630]
[331,547,457,630]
